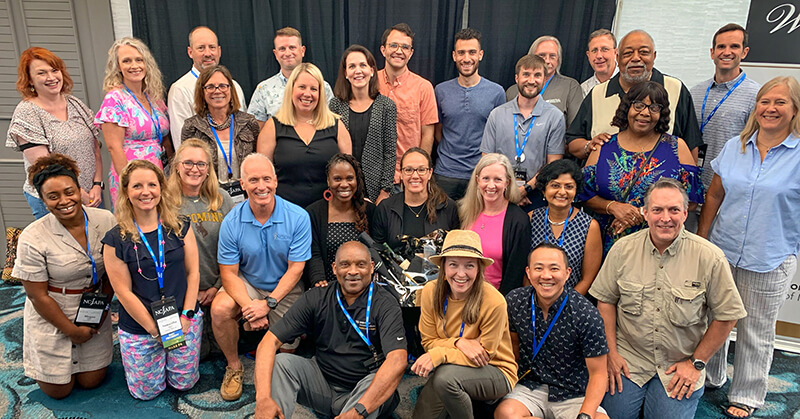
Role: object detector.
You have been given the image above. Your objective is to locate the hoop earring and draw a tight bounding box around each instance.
[323,189,333,201]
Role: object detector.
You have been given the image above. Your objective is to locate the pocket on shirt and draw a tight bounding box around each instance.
[667,287,706,327]
[618,280,644,316]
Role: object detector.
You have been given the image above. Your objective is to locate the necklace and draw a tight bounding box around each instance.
[133,242,158,281]
[547,215,566,225]
[208,114,232,130]
[406,203,424,218]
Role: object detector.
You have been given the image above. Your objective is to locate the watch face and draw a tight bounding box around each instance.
[693,360,706,370]
[267,297,278,309]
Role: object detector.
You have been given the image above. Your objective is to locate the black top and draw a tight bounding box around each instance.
[325,222,359,283]
[499,204,533,295]
[372,192,460,253]
[101,218,196,335]
[270,282,407,389]
[273,118,340,208]
[506,286,608,402]
[402,203,427,240]
[349,105,372,162]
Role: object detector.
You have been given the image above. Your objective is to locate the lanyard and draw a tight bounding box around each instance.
[539,74,554,97]
[514,114,537,161]
[208,114,235,176]
[82,210,98,286]
[700,73,746,133]
[543,206,573,248]
[134,219,165,293]
[442,298,465,338]
[336,282,375,351]
[190,69,198,78]
[530,291,568,359]
[123,84,163,143]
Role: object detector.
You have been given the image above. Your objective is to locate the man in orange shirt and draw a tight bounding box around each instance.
[377,23,439,186]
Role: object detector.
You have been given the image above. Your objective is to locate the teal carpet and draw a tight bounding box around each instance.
[1,282,798,418]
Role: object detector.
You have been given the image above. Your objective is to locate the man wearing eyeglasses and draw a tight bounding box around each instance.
[248,27,334,129]
[565,30,702,162]
[580,29,618,96]
[377,23,438,188]
[168,26,247,147]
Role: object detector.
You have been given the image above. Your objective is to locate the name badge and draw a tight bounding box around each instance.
[74,292,109,328]
[150,296,186,351]
[220,180,245,204]
[363,351,386,372]
[514,167,528,187]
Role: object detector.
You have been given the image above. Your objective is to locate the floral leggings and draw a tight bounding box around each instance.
[117,311,202,400]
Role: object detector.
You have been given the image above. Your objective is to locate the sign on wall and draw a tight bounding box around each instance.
[745,2,800,64]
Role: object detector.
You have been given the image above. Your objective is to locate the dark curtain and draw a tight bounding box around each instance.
[467,0,616,90]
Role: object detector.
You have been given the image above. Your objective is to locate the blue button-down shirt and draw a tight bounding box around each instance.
[709,133,800,272]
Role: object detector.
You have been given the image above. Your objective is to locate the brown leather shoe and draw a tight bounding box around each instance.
[220,366,244,401]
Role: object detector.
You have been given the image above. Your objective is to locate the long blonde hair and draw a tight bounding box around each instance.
[739,76,800,152]
[115,160,183,241]
[102,37,165,101]
[458,153,522,229]
[166,138,224,212]
[433,257,486,325]
[274,63,338,129]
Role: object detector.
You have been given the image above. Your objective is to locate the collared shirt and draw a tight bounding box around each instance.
[270,282,407,389]
[505,73,584,128]
[480,95,565,180]
[248,71,334,122]
[709,133,800,272]
[217,196,311,290]
[435,77,506,179]
[167,67,247,148]
[690,72,760,189]
[580,67,619,96]
[506,286,608,402]
[377,69,439,183]
[590,228,746,393]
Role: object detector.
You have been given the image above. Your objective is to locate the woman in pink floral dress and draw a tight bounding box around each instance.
[95,37,170,205]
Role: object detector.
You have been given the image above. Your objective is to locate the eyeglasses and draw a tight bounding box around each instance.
[203,83,230,92]
[386,42,412,52]
[631,100,663,113]
[401,167,429,176]
[181,160,209,170]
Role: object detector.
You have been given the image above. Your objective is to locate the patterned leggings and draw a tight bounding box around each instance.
[118,311,202,400]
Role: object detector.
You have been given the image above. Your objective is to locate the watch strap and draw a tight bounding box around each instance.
[354,403,368,417]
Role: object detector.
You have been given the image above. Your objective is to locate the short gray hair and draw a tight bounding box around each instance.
[239,153,275,179]
[644,178,688,209]
[588,29,616,49]
[528,35,562,74]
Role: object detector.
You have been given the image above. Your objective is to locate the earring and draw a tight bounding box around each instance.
[323,189,333,201]
[30,85,35,93]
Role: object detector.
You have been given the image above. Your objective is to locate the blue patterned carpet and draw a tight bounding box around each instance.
[0,282,797,418]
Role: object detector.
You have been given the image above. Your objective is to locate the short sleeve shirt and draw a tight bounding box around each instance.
[248,71,334,122]
[270,282,406,389]
[217,196,312,290]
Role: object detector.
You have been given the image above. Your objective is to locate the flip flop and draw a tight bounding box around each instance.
[723,402,757,418]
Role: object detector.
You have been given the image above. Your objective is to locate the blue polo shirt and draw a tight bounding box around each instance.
[218,195,311,290]
[506,286,608,402]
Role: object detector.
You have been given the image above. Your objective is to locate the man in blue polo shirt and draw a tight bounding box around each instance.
[211,153,311,401]
[434,27,506,200]
[495,243,608,419]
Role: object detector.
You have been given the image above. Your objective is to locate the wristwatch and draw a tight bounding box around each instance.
[354,403,369,418]
[181,309,195,319]
[576,413,592,419]
[692,358,706,371]
[93,181,105,190]
[524,183,534,195]
[266,297,279,310]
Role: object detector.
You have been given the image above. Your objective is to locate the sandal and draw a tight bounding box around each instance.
[723,402,758,418]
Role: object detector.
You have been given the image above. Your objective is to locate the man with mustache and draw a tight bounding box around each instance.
[566,30,703,162]
[589,178,745,419]
[433,28,506,200]
[481,54,565,208]
[580,29,618,96]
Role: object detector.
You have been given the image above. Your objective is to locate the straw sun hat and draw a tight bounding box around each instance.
[429,230,494,268]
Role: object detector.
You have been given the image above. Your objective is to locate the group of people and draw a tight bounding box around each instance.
[5,18,799,419]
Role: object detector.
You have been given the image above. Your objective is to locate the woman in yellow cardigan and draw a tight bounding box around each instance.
[411,229,517,418]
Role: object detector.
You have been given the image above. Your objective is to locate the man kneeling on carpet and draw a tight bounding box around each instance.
[494,243,609,419]
[254,241,408,419]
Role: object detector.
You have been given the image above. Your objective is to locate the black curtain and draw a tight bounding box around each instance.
[467,0,616,90]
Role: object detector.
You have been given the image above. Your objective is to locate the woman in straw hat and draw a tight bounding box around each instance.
[410,229,518,418]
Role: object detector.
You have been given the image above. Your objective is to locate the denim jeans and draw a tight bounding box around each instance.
[24,192,48,219]
[601,375,704,419]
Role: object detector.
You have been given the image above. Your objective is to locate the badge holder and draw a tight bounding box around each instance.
[337,283,385,371]
[74,210,110,328]
[220,179,245,204]
[210,114,245,204]
[514,166,528,188]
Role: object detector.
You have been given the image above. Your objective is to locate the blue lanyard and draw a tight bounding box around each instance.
[442,298,465,338]
[336,282,375,350]
[700,73,746,133]
[134,219,165,292]
[190,69,198,78]
[208,114,235,176]
[513,114,537,161]
[543,206,573,248]
[82,210,98,286]
[539,74,554,97]
[123,84,163,143]
[531,291,568,359]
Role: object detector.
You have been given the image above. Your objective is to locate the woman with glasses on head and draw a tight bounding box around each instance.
[167,139,235,359]
[181,65,259,204]
[580,81,703,254]
[459,153,530,295]
[372,147,459,254]
[95,37,171,206]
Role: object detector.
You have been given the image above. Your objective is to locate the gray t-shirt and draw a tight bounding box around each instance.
[180,188,235,289]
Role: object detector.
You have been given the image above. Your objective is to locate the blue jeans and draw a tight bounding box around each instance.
[601,375,704,419]
[24,192,48,219]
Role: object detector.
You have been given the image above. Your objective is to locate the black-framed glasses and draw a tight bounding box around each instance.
[203,83,230,92]
[401,166,429,176]
[181,160,209,170]
[386,42,412,52]
[631,100,663,113]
